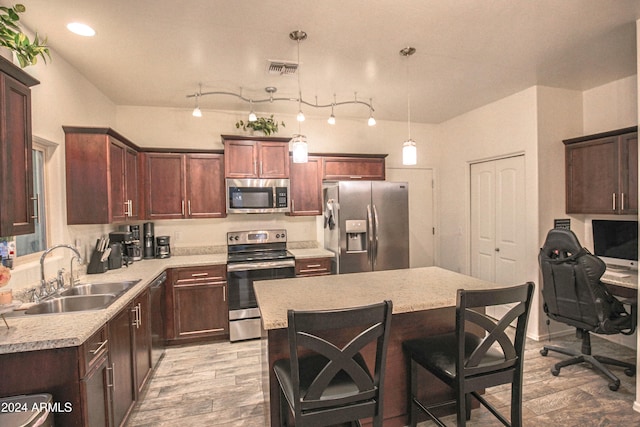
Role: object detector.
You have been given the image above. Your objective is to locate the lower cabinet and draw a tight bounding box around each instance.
[132,289,152,394]
[108,306,135,427]
[295,257,333,277]
[80,326,111,427]
[167,264,229,343]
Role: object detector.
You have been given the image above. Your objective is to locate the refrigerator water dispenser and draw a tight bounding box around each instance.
[345,220,367,252]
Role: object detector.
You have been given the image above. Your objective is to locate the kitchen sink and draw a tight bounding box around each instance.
[25,294,118,315]
[59,280,141,297]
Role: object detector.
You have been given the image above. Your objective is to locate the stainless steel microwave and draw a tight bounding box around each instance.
[226,178,290,214]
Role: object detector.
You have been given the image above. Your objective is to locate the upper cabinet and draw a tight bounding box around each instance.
[222,135,290,178]
[144,152,225,220]
[0,56,39,236]
[289,155,323,216]
[64,127,141,224]
[564,127,638,215]
[322,155,386,180]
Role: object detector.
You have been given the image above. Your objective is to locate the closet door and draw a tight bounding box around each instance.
[471,156,525,317]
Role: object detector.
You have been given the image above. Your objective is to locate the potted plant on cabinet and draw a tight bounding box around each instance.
[0,4,50,67]
[235,115,285,136]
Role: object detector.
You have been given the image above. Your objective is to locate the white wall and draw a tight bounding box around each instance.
[583,75,638,135]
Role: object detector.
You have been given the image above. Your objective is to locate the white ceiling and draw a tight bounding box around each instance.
[11,0,640,124]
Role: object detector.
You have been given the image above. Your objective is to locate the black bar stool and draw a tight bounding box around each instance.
[403,282,534,427]
[273,300,393,427]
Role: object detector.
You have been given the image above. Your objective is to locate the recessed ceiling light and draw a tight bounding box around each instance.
[67,22,95,37]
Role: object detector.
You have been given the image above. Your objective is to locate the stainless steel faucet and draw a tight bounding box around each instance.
[40,244,83,289]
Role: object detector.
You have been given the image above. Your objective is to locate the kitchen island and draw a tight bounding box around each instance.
[254,266,508,427]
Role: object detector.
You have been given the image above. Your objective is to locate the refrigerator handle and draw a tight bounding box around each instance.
[367,204,373,266]
[373,204,379,269]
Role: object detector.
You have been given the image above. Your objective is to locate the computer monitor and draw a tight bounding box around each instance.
[592,219,638,270]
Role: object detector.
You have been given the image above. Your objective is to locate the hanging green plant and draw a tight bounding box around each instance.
[235,115,285,136]
[0,4,51,68]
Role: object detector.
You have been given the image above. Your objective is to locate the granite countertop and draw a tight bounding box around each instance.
[0,254,227,355]
[255,266,505,330]
[287,247,334,259]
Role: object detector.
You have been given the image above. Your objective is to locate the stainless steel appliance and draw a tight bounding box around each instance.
[324,181,409,274]
[143,222,155,259]
[226,229,295,341]
[149,271,167,368]
[226,178,290,213]
[156,236,171,258]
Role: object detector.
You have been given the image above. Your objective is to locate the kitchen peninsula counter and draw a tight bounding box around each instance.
[254,266,506,427]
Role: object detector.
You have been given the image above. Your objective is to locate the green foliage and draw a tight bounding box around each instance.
[235,115,285,136]
[0,4,50,68]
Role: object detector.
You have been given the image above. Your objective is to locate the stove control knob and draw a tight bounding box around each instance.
[234,236,240,241]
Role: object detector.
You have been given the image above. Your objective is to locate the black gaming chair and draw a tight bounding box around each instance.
[538,228,636,391]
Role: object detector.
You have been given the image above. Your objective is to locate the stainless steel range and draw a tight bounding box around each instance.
[226,229,295,341]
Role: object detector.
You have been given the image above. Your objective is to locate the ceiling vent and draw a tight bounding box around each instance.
[266,60,299,76]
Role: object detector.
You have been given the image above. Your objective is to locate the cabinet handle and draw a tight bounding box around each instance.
[90,339,108,355]
[190,272,209,277]
[181,200,185,216]
[349,176,363,179]
[223,285,226,302]
[124,200,132,216]
[621,193,625,211]
[131,306,138,328]
[129,200,133,216]
[612,193,616,210]
[188,200,192,216]
[260,161,263,176]
[306,264,321,268]
[106,363,115,389]
[254,160,257,176]
[30,194,39,222]
[137,303,142,328]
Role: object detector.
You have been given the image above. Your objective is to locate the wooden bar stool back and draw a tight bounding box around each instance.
[273,300,393,427]
[403,282,534,427]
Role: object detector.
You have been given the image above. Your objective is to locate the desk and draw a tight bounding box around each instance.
[602,269,638,299]
[254,266,505,427]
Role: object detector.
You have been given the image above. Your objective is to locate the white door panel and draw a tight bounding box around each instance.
[387,168,434,268]
[471,156,525,320]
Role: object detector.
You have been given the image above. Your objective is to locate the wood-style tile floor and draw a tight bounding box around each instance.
[127,334,640,426]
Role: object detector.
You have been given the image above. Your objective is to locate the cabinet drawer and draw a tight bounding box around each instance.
[79,326,109,377]
[295,258,332,277]
[174,265,226,283]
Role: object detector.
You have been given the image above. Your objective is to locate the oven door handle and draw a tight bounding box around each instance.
[227,260,295,272]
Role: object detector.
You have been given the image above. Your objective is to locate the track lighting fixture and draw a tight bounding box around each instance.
[400,47,417,165]
[186,31,376,126]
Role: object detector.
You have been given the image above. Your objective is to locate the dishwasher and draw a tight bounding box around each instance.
[149,271,167,368]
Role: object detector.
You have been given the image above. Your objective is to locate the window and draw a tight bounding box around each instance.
[15,141,49,257]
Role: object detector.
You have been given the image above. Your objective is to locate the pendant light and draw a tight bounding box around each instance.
[290,30,308,163]
[400,47,417,165]
[192,83,203,117]
[248,99,257,122]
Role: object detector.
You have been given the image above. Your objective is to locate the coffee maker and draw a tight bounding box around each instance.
[119,225,142,262]
[108,231,133,267]
[156,236,171,259]
[143,222,155,259]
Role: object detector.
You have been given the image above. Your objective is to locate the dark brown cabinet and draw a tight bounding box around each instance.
[0,56,39,236]
[167,265,228,343]
[144,152,225,220]
[564,127,638,214]
[132,288,152,394]
[295,257,332,277]
[80,326,111,427]
[322,155,386,181]
[289,155,323,216]
[222,135,290,178]
[108,306,135,427]
[64,127,141,224]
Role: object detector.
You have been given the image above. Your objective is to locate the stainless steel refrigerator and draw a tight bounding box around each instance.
[324,181,409,274]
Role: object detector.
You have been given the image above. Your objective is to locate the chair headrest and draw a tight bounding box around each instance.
[541,228,584,256]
